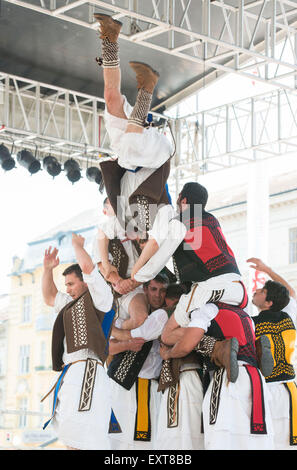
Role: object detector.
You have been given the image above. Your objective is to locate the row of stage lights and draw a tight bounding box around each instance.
[0,143,104,190]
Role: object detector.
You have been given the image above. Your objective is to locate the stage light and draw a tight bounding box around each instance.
[17,149,41,174]
[86,166,102,184]
[86,166,104,193]
[64,158,81,183]
[0,144,15,171]
[43,155,62,178]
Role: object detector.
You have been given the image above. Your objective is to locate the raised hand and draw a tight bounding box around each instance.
[247,257,269,273]
[72,233,85,248]
[43,246,59,270]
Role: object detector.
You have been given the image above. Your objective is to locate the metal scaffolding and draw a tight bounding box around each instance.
[3,0,297,110]
[1,71,297,186]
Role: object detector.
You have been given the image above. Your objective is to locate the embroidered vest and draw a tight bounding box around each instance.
[51,290,116,371]
[172,208,240,283]
[205,302,258,368]
[107,341,153,390]
[158,351,202,392]
[100,159,171,234]
[253,310,296,383]
[108,238,141,279]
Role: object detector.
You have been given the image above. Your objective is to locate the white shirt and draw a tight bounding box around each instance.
[130,308,168,379]
[134,216,186,283]
[283,296,297,329]
[188,304,219,332]
[54,267,114,365]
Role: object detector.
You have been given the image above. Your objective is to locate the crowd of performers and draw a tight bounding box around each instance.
[41,14,297,451]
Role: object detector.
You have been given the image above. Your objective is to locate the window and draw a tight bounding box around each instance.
[19,345,30,375]
[289,228,297,264]
[40,341,46,368]
[22,296,32,323]
[19,397,28,428]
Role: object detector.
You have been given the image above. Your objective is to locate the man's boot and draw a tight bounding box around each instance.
[94,13,122,43]
[255,335,274,377]
[129,62,160,95]
[94,13,122,68]
[211,337,239,383]
[196,336,239,383]
[128,62,160,128]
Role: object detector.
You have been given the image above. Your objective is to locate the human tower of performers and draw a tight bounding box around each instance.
[41,14,297,451]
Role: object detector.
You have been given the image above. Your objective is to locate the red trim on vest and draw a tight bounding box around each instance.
[184,225,236,272]
[213,308,255,347]
[245,365,267,435]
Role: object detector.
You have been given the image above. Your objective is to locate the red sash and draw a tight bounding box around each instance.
[245,365,267,434]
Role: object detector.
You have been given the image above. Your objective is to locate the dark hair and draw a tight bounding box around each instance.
[180,182,208,209]
[62,264,83,281]
[143,273,169,289]
[165,283,186,300]
[264,280,290,312]
[103,197,109,206]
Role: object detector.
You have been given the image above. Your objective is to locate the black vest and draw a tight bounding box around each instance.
[172,208,240,283]
[253,310,296,383]
[205,302,258,368]
[107,341,153,390]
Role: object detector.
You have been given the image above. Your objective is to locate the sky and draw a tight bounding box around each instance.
[0,50,294,296]
[0,167,103,294]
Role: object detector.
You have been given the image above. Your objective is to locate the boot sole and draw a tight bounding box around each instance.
[229,337,239,383]
[94,13,123,27]
[129,61,160,78]
[259,335,274,377]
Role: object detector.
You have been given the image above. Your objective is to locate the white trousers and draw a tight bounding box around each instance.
[108,377,161,450]
[202,366,275,450]
[52,362,112,450]
[174,273,245,327]
[154,370,205,450]
[104,95,173,172]
[267,381,297,450]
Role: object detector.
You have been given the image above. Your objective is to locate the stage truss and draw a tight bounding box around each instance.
[1,71,297,195]
[3,0,297,111]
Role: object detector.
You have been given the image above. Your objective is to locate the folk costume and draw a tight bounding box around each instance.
[188,302,274,450]
[107,308,166,450]
[253,297,297,450]
[42,268,116,450]
[92,212,146,320]
[94,13,175,240]
[134,206,248,326]
[156,349,205,450]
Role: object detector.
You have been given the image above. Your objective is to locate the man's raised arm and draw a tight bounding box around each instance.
[247,257,296,299]
[42,246,59,307]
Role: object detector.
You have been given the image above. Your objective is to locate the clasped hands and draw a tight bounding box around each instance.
[112,277,141,295]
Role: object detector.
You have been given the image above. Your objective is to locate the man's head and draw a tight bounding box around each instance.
[143,273,169,310]
[62,264,88,300]
[177,182,208,212]
[103,197,115,217]
[165,283,186,308]
[252,280,290,312]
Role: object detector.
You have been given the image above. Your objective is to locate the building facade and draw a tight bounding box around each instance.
[1,176,297,449]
